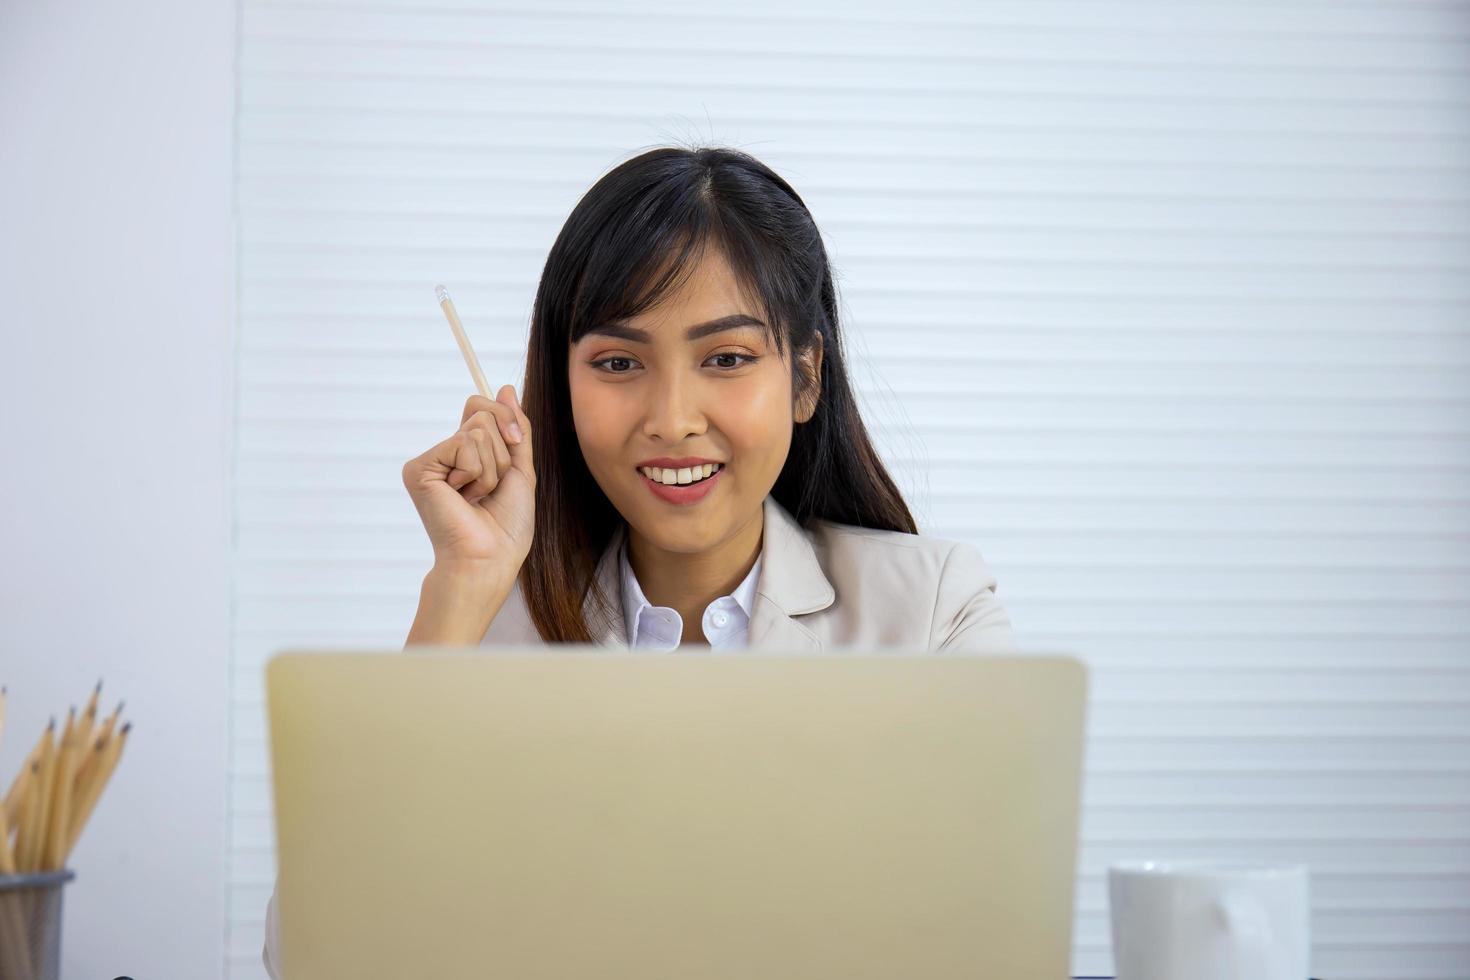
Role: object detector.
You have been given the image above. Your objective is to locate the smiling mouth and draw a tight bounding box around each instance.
[636,463,724,486]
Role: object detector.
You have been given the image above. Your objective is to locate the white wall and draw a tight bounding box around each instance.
[4,1,1466,978]
[229,2,1470,977]
[0,0,235,977]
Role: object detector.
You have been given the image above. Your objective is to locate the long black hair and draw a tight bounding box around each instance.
[518,144,916,641]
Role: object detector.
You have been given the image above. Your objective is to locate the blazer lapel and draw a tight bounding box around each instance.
[747,495,835,652]
[583,495,834,651]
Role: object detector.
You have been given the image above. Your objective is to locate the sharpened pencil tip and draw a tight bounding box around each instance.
[120,721,132,735]
[96,678,103,693]
[435,283,451,304]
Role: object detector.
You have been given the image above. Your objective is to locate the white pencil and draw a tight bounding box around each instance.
[435,284,492,400]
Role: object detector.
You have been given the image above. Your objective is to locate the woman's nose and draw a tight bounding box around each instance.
[640,373,706,442]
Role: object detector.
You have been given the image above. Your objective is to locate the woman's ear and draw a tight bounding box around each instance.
[793,330,824,424]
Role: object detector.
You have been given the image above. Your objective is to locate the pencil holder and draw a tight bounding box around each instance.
[0,869,75,980]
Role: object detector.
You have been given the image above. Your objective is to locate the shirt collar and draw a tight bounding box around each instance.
[583,495,835,649]
[619,537,763,646]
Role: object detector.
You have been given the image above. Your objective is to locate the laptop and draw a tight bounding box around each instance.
[265,648,1088,979]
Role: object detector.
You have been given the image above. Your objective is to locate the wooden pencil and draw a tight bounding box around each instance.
[73,680,101,762]
[14,756,46,978]
[2,718,51,832]
[2,744,34,833]
[14,760,39,878]
[0,810,13,871]
[18,722,54,873]
[64,736,109,857]
[74,700,122,792]
[31,720,57,873]
[43,721,79,871]
[0,689,132,980]
[436,284,493,399]
[51,707,76,856]
[0,805,35,980]
[64,722,129,861]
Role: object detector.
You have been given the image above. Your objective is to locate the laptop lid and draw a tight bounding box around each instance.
[266,649,1088,979]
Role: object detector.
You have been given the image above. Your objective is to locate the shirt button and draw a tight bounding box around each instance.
[712,611,729,627]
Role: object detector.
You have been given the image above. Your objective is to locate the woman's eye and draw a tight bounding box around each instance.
[708,353,759,370]
[590,357,639,373]
[590,353,759,374]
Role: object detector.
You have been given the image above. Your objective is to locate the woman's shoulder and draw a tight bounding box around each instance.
[806,514,994,576]
[802,515,1015,652]
[803,518,1002,611]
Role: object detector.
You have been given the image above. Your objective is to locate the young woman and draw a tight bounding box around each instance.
[398,144,1018,655]
[262,144,1016,975]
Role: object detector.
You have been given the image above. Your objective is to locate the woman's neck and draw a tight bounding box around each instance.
[625,508,764,645]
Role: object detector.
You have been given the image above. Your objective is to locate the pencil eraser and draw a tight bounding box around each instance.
[435,284,451,304]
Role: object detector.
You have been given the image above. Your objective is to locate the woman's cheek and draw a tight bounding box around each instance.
[725,394,793,477]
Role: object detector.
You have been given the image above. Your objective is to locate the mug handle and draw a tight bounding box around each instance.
[1213,888,1273,980]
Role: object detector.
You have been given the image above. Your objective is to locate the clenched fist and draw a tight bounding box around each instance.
[401,384,536,578]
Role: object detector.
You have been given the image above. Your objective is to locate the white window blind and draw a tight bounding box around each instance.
[230,2,1470,976]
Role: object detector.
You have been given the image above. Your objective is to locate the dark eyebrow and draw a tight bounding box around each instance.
[585,313,766,344]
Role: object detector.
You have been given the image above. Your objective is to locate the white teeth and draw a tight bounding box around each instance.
[640,463,721,485]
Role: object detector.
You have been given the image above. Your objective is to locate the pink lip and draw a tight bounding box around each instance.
[639,464,724,506]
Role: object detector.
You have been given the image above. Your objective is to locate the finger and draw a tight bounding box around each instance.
[461,392,523,448]
[486,416,512,480]
[463,426,510,500]
[460,430,496,499]
[461,407,521,453]
[461,393,505,427]
[494,384,529,441]
[440,430,482,491]
[495,384,534,477]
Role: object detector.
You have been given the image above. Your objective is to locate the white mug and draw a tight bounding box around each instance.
[1108,859,1310,980]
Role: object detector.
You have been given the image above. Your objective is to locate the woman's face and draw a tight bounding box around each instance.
[568,247,822,555]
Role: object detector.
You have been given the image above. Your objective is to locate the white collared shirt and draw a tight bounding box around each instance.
[619,539,762,650]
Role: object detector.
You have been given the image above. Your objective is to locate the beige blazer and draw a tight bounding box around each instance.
[263,495,1016,976]
[481,493,1018,653]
